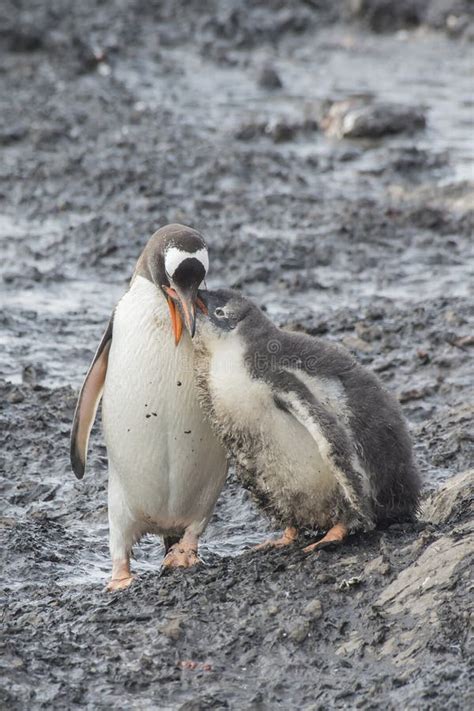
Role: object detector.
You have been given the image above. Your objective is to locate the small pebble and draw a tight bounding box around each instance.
[365,555,391,576]
[303,599,323,619]
[8,389,25,404]
[257,64,283,90]
[288,619,310,643]
[338,576,362,591]
[159,617,183,641]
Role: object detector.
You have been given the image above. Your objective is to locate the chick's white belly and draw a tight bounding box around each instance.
[230,402,339,527]
[256,412,338,521]
[102,280,227,534]
[204,340,340,526]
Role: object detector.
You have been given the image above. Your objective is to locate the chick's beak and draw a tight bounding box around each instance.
[163,285,206,344]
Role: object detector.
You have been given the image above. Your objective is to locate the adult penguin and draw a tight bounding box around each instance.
[70,225,228,590]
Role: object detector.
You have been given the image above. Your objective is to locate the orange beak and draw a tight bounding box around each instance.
[164,286,207,345]
[166,295,183,345]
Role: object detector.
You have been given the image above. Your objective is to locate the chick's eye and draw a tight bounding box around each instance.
[214,307,225,318]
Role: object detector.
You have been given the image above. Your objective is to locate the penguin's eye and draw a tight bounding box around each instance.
[214,307,226,318]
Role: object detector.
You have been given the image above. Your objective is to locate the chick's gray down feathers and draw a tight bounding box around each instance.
[193,289,420,533]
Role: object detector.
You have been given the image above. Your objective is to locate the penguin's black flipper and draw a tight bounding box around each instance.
[70,312,114,479]
[272,382,374,530]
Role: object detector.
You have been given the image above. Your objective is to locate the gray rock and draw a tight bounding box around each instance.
[303,599,323,619]
[398,382,436,403]
[159,617,183,641]
[288,619,310,644]
[347,0,424,33]
[338,576,363,591]
[267,118,296,143]
[376,533,473,666]
[364,555,391,576]
[348,0,474,36]
[322,97,426,139]
[7,388,25,404]
[257,64,283,90]
[422,469,474,525]
[235,116,317,143]
[335,632,364,657]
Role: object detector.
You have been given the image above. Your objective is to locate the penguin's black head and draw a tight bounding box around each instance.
[138,224,209,344]
[197,289,254,334]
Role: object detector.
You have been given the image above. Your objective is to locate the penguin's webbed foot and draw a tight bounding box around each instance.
[106,559,134,592]
[254,526,298,551]
[162,530,200,569]
[303,523,348,553]
[163,545,200,569]
[106,575,134,592]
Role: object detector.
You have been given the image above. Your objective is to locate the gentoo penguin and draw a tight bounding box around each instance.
[70,225,228,590]
[191,288,421,551]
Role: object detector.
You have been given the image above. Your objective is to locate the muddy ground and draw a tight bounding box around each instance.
[1,1,473,709]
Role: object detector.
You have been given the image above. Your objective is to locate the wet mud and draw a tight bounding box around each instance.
[1,1,473,709]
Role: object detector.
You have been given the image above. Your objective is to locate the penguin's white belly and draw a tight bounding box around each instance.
[255,411,338,525]
[204,340,339,526]
[102,276,227,535]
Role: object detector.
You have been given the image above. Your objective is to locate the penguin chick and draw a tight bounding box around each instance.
[193,289,421,552]
[70,225,228,590]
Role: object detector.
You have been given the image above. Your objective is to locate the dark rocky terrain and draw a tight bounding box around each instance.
[1,1,473,709]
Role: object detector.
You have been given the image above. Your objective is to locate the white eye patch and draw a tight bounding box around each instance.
[164,247,209,279]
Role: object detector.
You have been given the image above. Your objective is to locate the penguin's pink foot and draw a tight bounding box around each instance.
[303,523,348,553]
[163,546,200,568]
[106,559,133,591]
[254,526,298,550]
[107,575,134,591]
[162,531,200,569]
